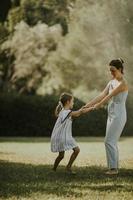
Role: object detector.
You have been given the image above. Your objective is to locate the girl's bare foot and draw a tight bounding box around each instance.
[66,166,76,175]
[52,167,56,172]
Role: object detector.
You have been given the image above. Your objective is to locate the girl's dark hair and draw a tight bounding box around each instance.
[55,93,73,117]
[109,58,124,74]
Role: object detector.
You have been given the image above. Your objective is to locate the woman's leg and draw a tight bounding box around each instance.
[66,147,80,170]
[105,118,125,174]
[104,139,118,169]
[104,137,120,175]
[53,151,65,171]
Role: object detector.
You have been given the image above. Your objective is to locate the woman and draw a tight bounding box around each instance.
[84,58,128,175]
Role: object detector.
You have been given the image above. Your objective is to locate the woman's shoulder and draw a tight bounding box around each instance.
[121,78,128,90]
[118,78,128,88]
[106,79,113,87]
[108,78,114,84]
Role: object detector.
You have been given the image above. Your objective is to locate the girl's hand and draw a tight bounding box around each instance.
[81,106,94,114]
[81,105,87,109]
[79,107,84,113]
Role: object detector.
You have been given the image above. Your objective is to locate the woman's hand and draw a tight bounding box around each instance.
[93,103,102,110]
[82,103,93,109]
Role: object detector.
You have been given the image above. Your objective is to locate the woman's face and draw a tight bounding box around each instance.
[109,66,122,78]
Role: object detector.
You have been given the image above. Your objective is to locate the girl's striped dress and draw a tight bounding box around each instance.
[51,109,78,152]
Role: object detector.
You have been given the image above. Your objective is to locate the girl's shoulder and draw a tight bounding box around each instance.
[60,109,71,116]
[61,109,71,113]
[60,109,72,120]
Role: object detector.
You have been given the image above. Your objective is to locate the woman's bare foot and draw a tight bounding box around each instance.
[105,168,118,175]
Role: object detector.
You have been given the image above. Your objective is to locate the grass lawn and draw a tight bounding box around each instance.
[0,137,133,200]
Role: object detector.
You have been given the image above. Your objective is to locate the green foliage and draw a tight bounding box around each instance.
[6,0,70,34]
[7,7,23,32]
[0,24,9,43]
[12,0,20,7]
[125,95,133,135]
[0,47,15,93]
[0,93,57,136]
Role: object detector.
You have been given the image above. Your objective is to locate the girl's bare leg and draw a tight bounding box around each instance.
[53,151,65,171]
[66,147,80,171]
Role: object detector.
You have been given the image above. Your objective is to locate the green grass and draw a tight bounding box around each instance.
[0,137,133,200]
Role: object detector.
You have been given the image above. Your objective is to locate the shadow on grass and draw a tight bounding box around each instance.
[0,137,51,143]
[0,136,131,143]
[0,160,133,199]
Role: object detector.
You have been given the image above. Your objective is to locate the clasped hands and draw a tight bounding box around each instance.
[79,102,102,114]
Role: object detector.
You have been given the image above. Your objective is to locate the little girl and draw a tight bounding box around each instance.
[51,92,93,173]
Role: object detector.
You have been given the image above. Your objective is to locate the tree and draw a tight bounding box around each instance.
[2,21,63,94]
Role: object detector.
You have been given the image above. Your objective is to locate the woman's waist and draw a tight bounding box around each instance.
[108,102,126,110]
[108,101,126,106]
[108,103,126,115]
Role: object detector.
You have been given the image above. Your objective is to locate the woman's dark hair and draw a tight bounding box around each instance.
[55,93,73,117]
[109,58,124,74]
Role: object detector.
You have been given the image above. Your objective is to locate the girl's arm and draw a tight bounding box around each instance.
[81,107,95,114]
[83,82,110,108]
[70,107,94,118]
[94,79,128,109]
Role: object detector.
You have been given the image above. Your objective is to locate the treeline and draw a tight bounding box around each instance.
[0,93,132,136]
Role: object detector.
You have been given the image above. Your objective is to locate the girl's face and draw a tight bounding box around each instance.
[110,66,122,78]
[67,97,74,109]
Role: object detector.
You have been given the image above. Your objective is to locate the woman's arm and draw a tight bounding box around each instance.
[94,79,128,109]
[84,82,110,108]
